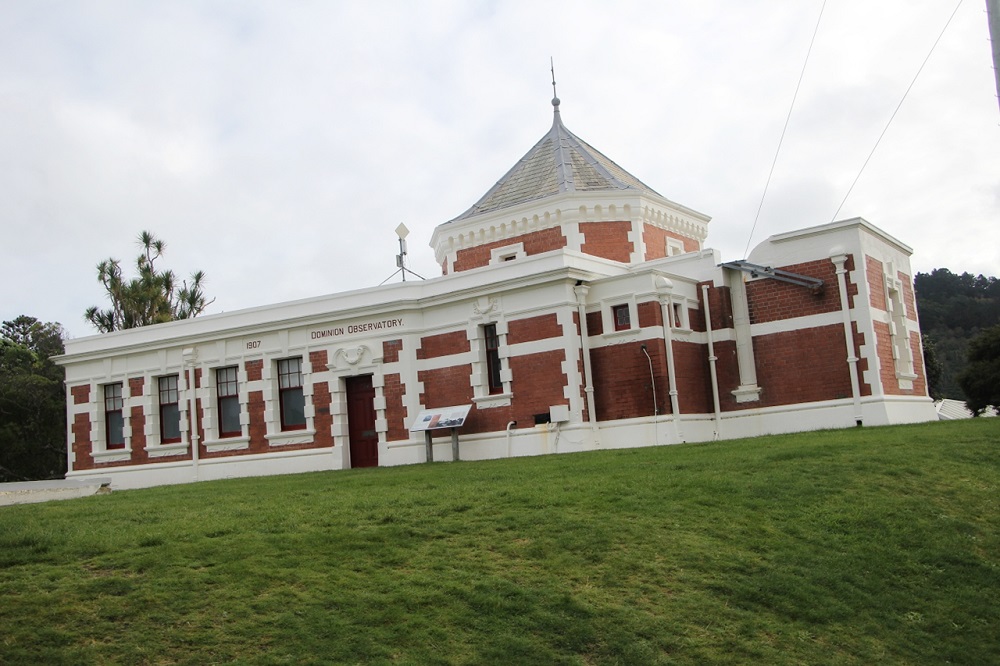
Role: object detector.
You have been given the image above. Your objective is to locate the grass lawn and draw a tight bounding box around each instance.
[1,419,998,665]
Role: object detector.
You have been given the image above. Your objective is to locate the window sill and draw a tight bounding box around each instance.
[204,436,250,453]
[92,448,132,463]
[731,385,762,403]
[473,393,512,409]
[145,443,189,458]
[603,328,640,341]
[266,429,316,447]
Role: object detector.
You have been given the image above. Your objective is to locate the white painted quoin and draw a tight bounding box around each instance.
[57,97,936,489]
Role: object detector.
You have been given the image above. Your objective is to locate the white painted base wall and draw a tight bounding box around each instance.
[66,396,938,491]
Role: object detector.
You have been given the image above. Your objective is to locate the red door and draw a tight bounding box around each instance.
[346,375,378,468]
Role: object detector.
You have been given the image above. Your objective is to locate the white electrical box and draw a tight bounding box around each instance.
[549,405,570,423]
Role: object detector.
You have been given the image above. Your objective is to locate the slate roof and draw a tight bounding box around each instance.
[449,97,665,222]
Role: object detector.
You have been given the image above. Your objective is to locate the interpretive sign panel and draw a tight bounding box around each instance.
[410,404,472,432]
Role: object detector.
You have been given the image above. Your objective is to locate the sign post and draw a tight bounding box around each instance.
[410,404,472,463]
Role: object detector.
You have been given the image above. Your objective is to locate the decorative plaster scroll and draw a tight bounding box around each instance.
[473,298,499,317]
[329,345,372,371]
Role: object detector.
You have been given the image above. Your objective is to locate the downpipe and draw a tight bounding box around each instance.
[701,285,722,440]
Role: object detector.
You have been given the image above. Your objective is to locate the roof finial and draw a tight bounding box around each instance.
[550,57,560,110]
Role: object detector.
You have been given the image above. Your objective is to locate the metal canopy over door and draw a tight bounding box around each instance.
[346,374,378,468]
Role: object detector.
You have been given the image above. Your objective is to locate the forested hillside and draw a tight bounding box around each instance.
[915,269,1000,399]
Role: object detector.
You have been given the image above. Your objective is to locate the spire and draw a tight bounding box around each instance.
[446,70,665,223]
[550,57,561,117]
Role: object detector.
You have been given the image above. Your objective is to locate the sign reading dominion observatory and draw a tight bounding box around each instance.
[310,318,403,340]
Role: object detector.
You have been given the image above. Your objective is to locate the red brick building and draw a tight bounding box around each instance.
[58,96,935,489]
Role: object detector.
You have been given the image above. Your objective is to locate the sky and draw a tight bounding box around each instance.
[2,0,998,339]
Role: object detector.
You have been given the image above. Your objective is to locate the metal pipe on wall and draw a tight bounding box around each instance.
[574,284,599,440]
[183,348,200,481]
[701,284,722,440]
[832,255,864,426]
[655,277,684,442]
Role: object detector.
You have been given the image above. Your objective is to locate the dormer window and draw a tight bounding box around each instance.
[490,243,526,266]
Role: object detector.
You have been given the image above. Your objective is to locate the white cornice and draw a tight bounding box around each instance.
[57,251,629,363]
[430,190,711,265]
[765,217,913,256]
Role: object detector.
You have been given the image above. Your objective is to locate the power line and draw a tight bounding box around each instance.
[743,0,827,260]
[830,0,965,223]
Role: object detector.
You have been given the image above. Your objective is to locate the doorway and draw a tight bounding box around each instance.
[346,374,378,468]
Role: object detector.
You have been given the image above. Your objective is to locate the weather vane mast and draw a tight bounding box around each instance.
[550,57,558,101]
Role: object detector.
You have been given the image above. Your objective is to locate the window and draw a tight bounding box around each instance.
[613,304,631,331]
[158,375,181,443]
[671,301,689,329]
[484,324,503,395]
[666,238,685,257]
[216,366,241,438]
[104,383,125,449]
[277,358,306,431]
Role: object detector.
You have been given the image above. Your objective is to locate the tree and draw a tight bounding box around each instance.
[85,231,214,333]
[0,316,67,481]
[914,268,1000,399]
[921,334,943,401]
[1,315,66,359]
[958,325,1000,416]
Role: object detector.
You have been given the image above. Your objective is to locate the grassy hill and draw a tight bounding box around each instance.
[1,420,998,665]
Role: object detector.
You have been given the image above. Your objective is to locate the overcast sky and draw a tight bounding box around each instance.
[2,0,997,339]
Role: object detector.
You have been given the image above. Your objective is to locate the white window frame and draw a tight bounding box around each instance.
[601,298,639,338]
[470,317,512,408]
[265,355,316,446]
[203,365,251,452]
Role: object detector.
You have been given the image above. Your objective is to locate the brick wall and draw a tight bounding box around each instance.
[246,359,263,382]
[637,301,662,328]
[752,325,853,406]
[383,372,408,441]
[383,339,403,363]
[129,404,148,465]
[71,384,90,405]
[900,271,917,319]
[872,321,926,397]
[853,321,872,397]
[452,228,567,272]
[867,256,886,310]
[909,330,928,396]
[418,331,470,360]
[507,314,561,344]
[71,412,93,470]
[310,352,333,448]
[642,224,699,260]
[247,390,267,452]
[591,339,670,420]
[746,259,843,325]
[672,340,713,414]
[712,339,744,412]
[681,284,729,334]
[586,311,603,336]
[127,376,148,464]
[580,221,632,262]
[418,365,473,409]
[509,350,568,424]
